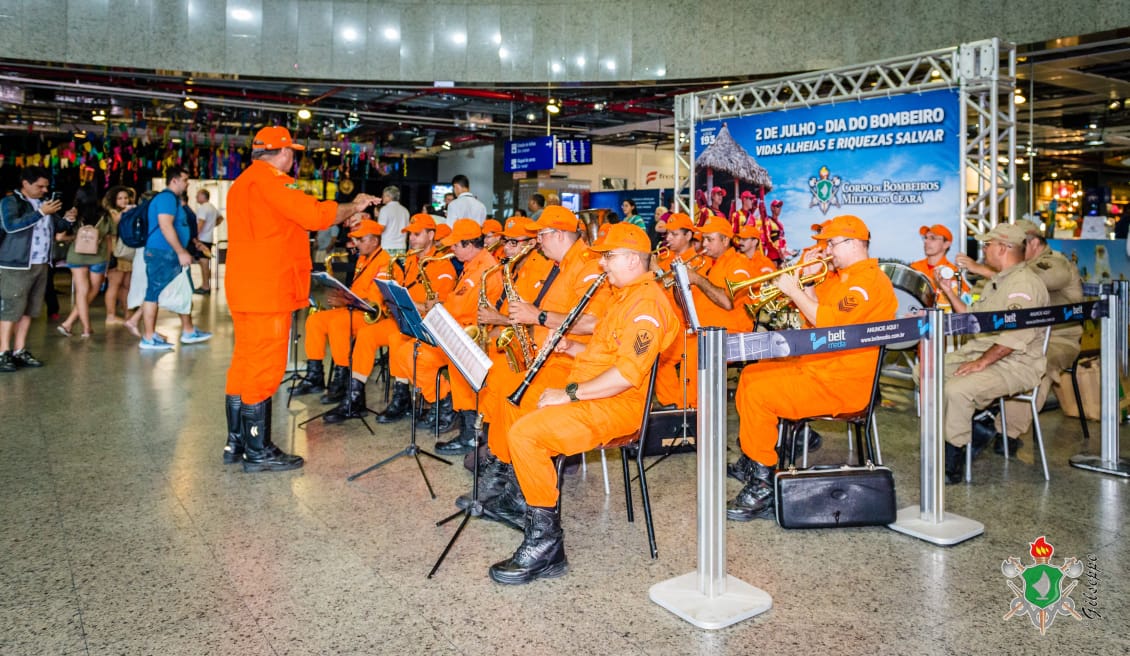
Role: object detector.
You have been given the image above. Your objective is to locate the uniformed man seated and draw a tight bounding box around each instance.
[486,223,679,585]
[936,223,1050,483]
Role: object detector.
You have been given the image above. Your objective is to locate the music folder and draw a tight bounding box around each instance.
[311,271,379,315]
[670,260,701,330]
[375,279,436,346]
[421,304,492,393]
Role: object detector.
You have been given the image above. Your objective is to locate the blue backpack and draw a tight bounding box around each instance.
[117,189,172,248]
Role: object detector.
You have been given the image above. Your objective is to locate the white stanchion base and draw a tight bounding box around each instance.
[649,572,772,630]
[888,506,984,546]
[1070,455,1130,478]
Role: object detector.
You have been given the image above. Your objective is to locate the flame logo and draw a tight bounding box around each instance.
[646,170,658,184]
[1029,536,1054,559]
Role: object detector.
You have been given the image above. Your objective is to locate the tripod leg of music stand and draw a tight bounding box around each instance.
[413,453,437,499]
[436,507,465,527]
[419,450,452,465]
[428,511,471,578]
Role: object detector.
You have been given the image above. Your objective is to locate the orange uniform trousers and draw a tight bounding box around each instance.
[388,332,450,403]
[654,327,696,408]
[484,356,572,463]
[303,308,363,367]
[734,354,875,467]
[350,317,399,379]
[508,394,644,508]
[225,311,293,405]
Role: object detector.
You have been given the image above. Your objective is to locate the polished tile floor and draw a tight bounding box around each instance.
[2,280,1127,655]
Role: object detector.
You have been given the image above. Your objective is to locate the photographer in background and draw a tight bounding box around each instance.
[0,166,78,372]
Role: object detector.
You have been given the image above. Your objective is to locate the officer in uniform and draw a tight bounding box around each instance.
[937,223,1050,483]
[652,211,704,408]
[911,224,967,309]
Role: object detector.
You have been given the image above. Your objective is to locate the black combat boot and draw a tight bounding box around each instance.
[944,442,965,484]
[419,394,456,433]
[488,506,569,585]
[319,365,349,404]
[222,395,243,464]
[482,469,528,528]
[727,453,756,483]
[241,398,304,473]
[456,454,510,510]
[375,381,412,423]
[726,460,776,521]
[291,359,325,396]
[324,377,368,424]
[436,410,478,455]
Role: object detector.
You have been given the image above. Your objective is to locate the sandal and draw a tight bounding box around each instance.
[56,325,72,337]
[124,322,141,338]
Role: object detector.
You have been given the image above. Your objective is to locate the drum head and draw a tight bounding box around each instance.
[880,261,934,349]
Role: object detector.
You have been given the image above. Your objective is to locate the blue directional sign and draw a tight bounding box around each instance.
[504,136,556,173]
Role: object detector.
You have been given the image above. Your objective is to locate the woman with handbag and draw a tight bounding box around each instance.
[57,204,113,338]
[102,186,136,324]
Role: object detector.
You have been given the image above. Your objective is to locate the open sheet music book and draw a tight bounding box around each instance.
[311,271,379,315]
[422,304,493,392]
[375,279,436,346]
[670,260,701,330]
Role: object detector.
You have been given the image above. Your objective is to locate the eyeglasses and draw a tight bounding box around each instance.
[826,238,854,249]
[536,229,556,239]
[502,238,529,246]
[599,250,632,261]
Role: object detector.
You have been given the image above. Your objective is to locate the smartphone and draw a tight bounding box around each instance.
[48,192,61,202]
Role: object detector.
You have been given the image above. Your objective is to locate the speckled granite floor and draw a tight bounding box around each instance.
[2,280,1126,655]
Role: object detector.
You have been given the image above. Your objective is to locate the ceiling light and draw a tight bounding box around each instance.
[1110,99,1121,111]
[498,47,509,60]
[1088,122,1098,129]
[73,130,86,139]
[442,140,452,150]
[593,102,605,111]
[383,27,399,40]
[605,60,616,72]
[931,69,941,79]
[452,33,466,45]
[546,99,560,115]
[492,33,502,45]
[1014,93,1026,105]
[1021,172,1030,181]
[91,110,105,122]
[656,67,666,77]
[1050,171,1058,179]
[297,107,312,120]
[575,56,585,67]
[526,112,537,121]
[551,62,562,74]
[230,8,252,22]
[348,110,359,122]
[342,27,358,42]
[183,98,198,110]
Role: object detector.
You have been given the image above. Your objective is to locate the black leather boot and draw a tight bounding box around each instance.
[993,434,1023,456]
[456,455,509,509]
[242,398,304,473]
[436,410,478,455]
[726,460,776,521]
[944,442,965,484]
[223,395,243,464]
[319,365,349,404]
[483,469,528,528]
[420,395,456,433]
[324,377,367,424]
[376,381,411,423]
[727,453,756,483]
[971,415,997,457]
[488,505,569,585]
[291,359,325,396]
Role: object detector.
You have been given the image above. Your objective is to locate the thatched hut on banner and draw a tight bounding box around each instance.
[695,123,772,213]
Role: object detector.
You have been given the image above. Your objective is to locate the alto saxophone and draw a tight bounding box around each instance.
[469,258,505,349]
[417,251,456,302]
[496,241,537,371]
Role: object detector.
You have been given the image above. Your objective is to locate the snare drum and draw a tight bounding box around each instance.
[879,261,935,349]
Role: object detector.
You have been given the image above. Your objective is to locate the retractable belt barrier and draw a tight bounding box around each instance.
[653,283,1128,625]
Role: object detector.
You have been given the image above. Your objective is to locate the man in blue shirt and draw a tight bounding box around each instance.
[140,166,211,350]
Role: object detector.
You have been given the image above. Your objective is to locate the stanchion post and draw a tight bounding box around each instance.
[1070,282,1130,477]
[649,327,772,629]
[889,309,985,545]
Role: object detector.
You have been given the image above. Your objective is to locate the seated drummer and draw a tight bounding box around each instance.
[729,215,897,521]
[910,224,967,309]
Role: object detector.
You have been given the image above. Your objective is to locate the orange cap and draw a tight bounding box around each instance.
[918,224,953,242]
[252,126,305,151]
[501,216,537,239]
[815,215,870,241]
[348,219,384,238]
[434,224,452,240]
[696,214,734,238]
[811,220,832,241]
[402,213,437,233]
[482,219,503,235]
[592,223,650,252]
[736,225,761,240]
[665,212,695,232]
[534,206,581,232]
[440,218,483,247]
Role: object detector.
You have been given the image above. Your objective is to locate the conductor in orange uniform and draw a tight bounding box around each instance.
[224,126,377,472]
[488,223,679,585]
[728,215,897,519]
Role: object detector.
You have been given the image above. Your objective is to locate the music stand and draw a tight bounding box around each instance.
[347,280,452,495]
[297,272,377,434]
[283,306,307,409]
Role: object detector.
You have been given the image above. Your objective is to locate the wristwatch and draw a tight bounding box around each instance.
[537,310,548,326]
[565,382,580,402]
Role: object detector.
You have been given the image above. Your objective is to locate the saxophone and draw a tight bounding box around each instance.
[467,258,505,349]
[417,251,456,302]
[496,241,537,371]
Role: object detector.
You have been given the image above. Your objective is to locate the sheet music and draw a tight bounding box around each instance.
[375,279,435,346]
[422,304,493,392]
[311,271,378,314]
[671,260,701,329]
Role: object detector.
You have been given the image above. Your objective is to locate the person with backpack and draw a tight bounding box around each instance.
[137,166,212,350]
[0,166,78,372]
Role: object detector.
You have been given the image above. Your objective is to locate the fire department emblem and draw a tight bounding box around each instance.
[1001,536,1083,635]
[808,166,842,215]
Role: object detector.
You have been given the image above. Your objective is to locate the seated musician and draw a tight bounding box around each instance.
[373,214,457,425]
[387,219,503,454]
[652,211,704,408]
[482,218,504,257]
[910,224,967,309]
[936,223,1049,483]
[291,218,390,406]
[735,224,777,277]
[729,215,897,520]
[487,223,679,585]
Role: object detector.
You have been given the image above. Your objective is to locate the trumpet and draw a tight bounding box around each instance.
[655,252,707,288]
[652,245,670,260]
[726,256,832,301]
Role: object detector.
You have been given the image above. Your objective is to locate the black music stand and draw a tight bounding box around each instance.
[347,280,451,494]
[283,307,307,409]
[297,272,377,434]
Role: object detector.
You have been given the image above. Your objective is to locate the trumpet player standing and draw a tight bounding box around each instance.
[729,215,897,520]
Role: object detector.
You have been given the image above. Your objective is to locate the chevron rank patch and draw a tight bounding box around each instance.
[634,330,653,355]
[838,293,860,313]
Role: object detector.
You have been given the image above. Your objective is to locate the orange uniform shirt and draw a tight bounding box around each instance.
[743,249,777,277]
[350,248,391,306]
[804,258,898,381]
[910,255,968,306]
[502,248,555,311]
[693,247,754,332]
[568,273,680,406]
[225,160,338,313]
[532,239,609,347]
[399,247,456,303]
[443,248,501,326]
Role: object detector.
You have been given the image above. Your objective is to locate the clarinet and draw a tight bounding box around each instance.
[507,272,607,407]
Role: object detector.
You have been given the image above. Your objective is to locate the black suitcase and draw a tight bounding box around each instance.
[774,463,896,529]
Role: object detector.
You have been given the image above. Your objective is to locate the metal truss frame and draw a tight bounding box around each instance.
[673,39,1017,241]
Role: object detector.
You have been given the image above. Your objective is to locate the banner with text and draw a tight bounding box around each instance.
[695,89,961,263]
